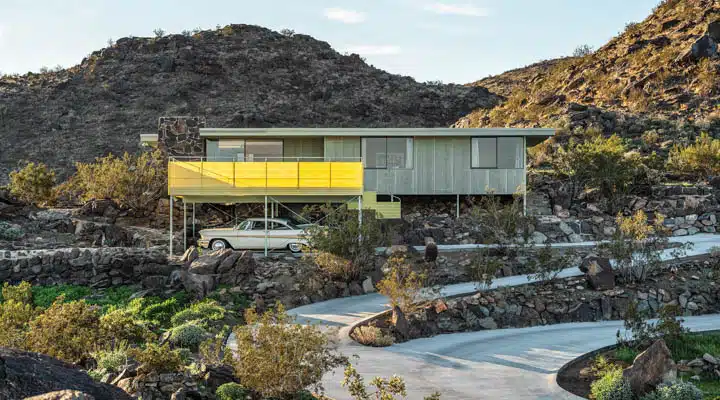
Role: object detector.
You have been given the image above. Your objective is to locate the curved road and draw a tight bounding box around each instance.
[286,234,720,400]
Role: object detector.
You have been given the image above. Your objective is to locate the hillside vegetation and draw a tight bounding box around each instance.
[456,0,720,144]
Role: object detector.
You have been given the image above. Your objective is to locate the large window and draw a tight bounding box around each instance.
[218,139,246,161]
[362,137,413,169]
[245,140,283,161]
[208,139,284,161]
[471,137,524,169]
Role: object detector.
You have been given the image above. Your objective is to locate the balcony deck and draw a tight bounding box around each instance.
[168,160,364,201]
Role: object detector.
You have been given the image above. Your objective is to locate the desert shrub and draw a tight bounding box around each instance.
[641,130,660,147]
[527,245,578,282]
[304,204,388,282]
[619,303,687,347]
[0,298,38,348]
[170,300,225,327]
[352,325,394,347]
[99,308,155,347]
[31,285,92,308]
[92,343,130,374]
[8,162,56,204]
[552,134,642,211]
[342,364,441,400]
[572,44,594,57]
[667,132,720,179]
[199,334,231,366]
[590,368,633,400]
[71,149,167,213]
[641,382,703,400]
[312,251,355,282]
[216,383,250,400]
[614,346,639,364]
[135,297,183,325]
[26,300,101,363]
[2,281,33,304]
[376,254,425,314]
[466,249,503,289]
[469,194,533,247]
[0,221,24,241]
[153,28,165,37]
[129,343,183,374]
[230,304,347,398]
[169,320,207,349]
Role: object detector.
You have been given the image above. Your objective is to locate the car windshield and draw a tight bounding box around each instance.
[235,220,250,230]
[285,216,309,227]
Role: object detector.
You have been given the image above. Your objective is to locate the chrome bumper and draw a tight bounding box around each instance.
[197,239,210,248]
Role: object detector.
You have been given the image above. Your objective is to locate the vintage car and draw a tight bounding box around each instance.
[197,217,311,253]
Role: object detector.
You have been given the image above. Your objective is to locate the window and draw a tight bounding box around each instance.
[362,137,413,169]
[246,140,283,161]
[471,138,497,168]
[497,137,524,169]
[218,139,245,161]
[235,220,251,230]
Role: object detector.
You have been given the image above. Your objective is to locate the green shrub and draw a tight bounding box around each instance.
[2,281,33,304]
[169,321,207,349]
[26,300,101,363]
[8,162,56,205]
[376,254,425,314]
[71,149,166,213]
[170,300,225,327]
[0,299,38,348]
[216,383,250,400]
[667,132,720,179]
[92,344,129,373]
[99,308,155,346]
[590,369,633,400]
[640,382,703,400]
[31,285,92,308]
[614,346,639,364]
[129,343,183,374]
[0,221,24,241]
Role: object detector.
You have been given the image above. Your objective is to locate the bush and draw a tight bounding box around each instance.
[99,308,155,347]
[469,194,533,247]
[0,221,24,241]
[667,132,720,179]
[8,162,56,204]
[230,304,347,398]
[199,335,231,366]
[342,364,441,400]
[312,251,355,282]
[641,382,703,400]
[170,300,225,327]
[129,343,183,374]
[304,204,388,282]
[31,285,92,308]
[0,299,38,349]
[573,44,594,57]
[71,149,167,213]
[26,300,101,363]
[2,281,33,304]
[92,344,129,374]
[169,321,207,349]
[376,254,425,314]
[352,326,394,347]
[134,297,183,326]
[216,383,250,400]
[590,369,633,400]
[527,245,578,282]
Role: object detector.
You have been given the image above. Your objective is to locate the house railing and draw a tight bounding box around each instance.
[167,156,364,195]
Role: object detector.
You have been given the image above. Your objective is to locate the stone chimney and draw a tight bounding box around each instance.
[157,116,206,157]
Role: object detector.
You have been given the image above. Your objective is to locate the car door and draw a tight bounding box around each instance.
[228,220,252,249]
[268,221,294,249]
[245,220,268,249]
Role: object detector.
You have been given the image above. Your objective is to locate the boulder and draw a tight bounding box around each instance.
[182,270,217,299]
[392,305,410,340]
[362,276,375,293]
[0,348,132,400]
[180,246,199,264]
[690,35,718,59]
[189,249,232,275]
[709,20,720,42]
[424,237,438,262]
[25,391,95,400]
[580,256,615,290]
[623,339,677,396]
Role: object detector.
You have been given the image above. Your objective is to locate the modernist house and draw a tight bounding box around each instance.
[141,117,554,252]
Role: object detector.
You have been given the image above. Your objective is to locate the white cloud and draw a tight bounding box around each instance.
[342,45,401,56]
[323,8,366,24]
[423,3,489,17]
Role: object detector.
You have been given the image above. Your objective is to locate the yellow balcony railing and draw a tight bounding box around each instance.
[168,158,364,198]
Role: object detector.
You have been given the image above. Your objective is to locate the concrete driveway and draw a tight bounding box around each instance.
[286,234,720,399]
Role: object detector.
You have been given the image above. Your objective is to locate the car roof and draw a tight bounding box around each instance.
[246,217,291,223]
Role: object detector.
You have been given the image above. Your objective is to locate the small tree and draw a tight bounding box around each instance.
[153,28,166,37]
[343,364,441,400]
[469,194,533,249]
[231,304,347,398]
[8,162,56,205]
[305,204,388,282]
[527,244,578,282]
[376,254,425,314]
[572,44,594,57]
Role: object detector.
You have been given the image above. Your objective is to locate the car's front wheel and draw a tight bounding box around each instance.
[210,239,230,251]
[288,243,303,253]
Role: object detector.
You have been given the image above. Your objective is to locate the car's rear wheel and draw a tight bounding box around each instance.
[210,239,230,251]
[288,243,303,253]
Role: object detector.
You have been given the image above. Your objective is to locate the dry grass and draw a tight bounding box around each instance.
[352,325,394,347]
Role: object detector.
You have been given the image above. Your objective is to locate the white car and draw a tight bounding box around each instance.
[197,217,311,253]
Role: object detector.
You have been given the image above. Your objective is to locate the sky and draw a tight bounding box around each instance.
[0,0,661,84]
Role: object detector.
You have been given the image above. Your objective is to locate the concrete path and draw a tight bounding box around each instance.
[285,234,720,399]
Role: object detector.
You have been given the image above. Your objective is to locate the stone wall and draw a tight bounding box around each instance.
[368,257,720,343]
[157,116,206,157]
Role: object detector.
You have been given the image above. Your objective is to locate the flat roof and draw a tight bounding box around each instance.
[199,127,555,138]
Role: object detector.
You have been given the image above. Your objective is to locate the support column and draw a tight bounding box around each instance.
[456,194,460,219]
[358,195,363,243]
[523,136,528,216]
[192,203,196,242]
[264,195,268,257]
[183,201,187,252]
[169,197,174,255]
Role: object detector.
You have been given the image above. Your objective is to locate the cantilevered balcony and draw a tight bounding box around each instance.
[168,157,364,202]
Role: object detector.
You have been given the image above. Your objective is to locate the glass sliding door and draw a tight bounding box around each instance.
[245,140,283,161]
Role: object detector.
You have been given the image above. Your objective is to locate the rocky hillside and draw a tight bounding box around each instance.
[456,0,719,143]
[0,24,499,182]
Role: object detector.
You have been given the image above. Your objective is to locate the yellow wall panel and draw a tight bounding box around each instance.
[235,163,267,188]
[299,162,331,188]
[266,162,300,188]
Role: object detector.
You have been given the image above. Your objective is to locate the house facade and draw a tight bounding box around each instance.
[142,117,554,220]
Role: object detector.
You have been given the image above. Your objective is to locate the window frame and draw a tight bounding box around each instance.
[470,136,525,170]
[361,137,414,170]
[244,139,285,162]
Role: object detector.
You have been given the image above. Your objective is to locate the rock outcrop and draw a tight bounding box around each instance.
[0,348,132,400]
[0,24,499,182]
[623,339,677,396]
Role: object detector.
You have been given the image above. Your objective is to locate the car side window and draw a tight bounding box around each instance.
[236,220,250,230]
[273,222,290,230]
[251,221,266,230]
